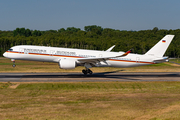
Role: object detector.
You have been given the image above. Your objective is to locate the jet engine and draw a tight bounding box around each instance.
[59,59,76,69]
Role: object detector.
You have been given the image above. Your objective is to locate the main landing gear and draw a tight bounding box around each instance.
[82,69,93,75]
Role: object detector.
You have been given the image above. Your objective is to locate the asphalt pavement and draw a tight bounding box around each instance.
[0,72,179,82]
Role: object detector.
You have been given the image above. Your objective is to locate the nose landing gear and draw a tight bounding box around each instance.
[82,69,93,75]
[11,59,16,67]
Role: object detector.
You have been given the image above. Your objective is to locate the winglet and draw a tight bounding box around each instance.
[106,45,115,52]
[118,49,132,57]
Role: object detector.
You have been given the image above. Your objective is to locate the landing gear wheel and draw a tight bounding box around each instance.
[87,69,93,75]
[82,69,93,75]
[82,69,87,75]
[12,60,16,67]
[12,64,16,67]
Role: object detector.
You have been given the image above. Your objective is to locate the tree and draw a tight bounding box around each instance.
[25,29,32,37]
[13,28,32,37]
[19,28,26,36]
[1,26,180,57]
[32,30,42,36]
[66,27,81,32]
[84,25,103,32]
[58,28,65,33]
[152,27,158,33]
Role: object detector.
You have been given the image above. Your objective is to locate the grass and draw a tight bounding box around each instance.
[0,57,180,73]
[0,57,180,119]
[0,82,12,89]
[1,82,180,120]
[170,58,180,64]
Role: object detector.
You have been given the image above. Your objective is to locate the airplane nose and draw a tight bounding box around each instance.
[3,52,7,57]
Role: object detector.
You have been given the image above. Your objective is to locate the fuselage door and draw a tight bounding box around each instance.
[136,57,140,63]
[99,54,103,57]
[50,50,55,56]
[19,48,24,54]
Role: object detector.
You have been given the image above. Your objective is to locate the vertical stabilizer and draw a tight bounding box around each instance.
[145,35,174,57]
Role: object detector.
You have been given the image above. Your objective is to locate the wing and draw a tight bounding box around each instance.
[77,49,132,63]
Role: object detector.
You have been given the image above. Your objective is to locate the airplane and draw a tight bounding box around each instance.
[3,35,174,75]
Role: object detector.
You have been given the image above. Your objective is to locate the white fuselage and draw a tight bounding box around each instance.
[3,45,157,68]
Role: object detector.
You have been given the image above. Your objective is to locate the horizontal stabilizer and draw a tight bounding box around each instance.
[153,57,169,63]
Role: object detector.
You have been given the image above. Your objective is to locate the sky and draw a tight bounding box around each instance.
[0,0,180,31]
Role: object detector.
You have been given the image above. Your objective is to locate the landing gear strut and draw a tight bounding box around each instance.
[11,59,16,67]
[82,69,93,75]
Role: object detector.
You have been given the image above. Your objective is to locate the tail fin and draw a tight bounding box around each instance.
[145,35,174,57]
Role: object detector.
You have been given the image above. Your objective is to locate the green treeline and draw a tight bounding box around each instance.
[0,25,180,57]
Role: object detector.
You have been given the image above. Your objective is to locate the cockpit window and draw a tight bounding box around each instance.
[8,49,13,51]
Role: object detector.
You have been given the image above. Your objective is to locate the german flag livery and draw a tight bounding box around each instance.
[162,40,166,43]
[121,49,132,57]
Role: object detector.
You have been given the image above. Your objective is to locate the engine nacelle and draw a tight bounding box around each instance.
[59,59,76,69]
